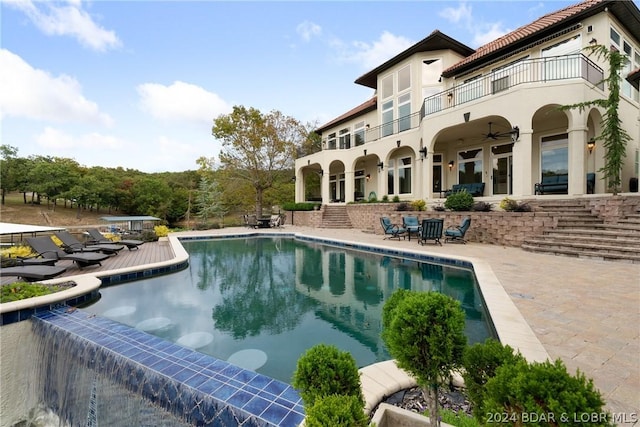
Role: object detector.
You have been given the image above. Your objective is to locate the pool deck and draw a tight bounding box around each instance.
[11,226,639,421]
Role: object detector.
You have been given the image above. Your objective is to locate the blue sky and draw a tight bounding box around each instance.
[1,0,579,173]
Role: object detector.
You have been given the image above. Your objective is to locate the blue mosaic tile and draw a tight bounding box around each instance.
[259,402,289,425]
[227,390,254,408]
[198,378,224,395]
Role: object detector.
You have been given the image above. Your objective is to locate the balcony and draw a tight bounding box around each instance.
[421,54,604,118]
[363,111,421,143]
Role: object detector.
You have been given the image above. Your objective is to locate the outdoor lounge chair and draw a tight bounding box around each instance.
[380,216,406,240]
[55,231,124,255]
[418,218,443,246]
[270,214,283,228]
[444,217,471,244]
[26,236,110,269]
[402,216,421,241]
[86,229,144,251]
[0,265,67,282]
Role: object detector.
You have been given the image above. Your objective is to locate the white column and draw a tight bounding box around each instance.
[512,129,533,196]
[568,127,587,195]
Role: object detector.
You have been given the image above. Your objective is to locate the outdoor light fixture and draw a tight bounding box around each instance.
[396,140,401,147]
[419,147,428,159]
[377,161,384,171]
[589,38,598,45]
[448,160,455,171]
[587,138,596,154]
[366,174,371,181]
[363,149,367,156]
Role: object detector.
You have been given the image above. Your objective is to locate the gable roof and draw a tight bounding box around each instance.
[315,96,377,135]
[443,0,640,78]
[354,30,474,89]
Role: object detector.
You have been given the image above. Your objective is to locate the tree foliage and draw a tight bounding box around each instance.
[382,290,467,427]
[212,106,305,217]
[560,45,631,194]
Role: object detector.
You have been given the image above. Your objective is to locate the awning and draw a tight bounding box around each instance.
[0,222,66,244]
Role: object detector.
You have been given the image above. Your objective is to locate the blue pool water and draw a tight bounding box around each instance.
[83,236,493,383]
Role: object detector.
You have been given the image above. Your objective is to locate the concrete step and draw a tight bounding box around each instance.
[524,238,640,253]
[541,233,640,245]
[522,244,640,264]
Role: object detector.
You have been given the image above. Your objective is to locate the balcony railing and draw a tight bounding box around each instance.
[364,111,421,143]
[421,54,604,118]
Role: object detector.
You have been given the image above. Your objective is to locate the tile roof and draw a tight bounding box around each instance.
[443,0,606,76]
[315,96,377,134]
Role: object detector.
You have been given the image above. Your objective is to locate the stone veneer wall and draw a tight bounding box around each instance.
[287,195,640,248]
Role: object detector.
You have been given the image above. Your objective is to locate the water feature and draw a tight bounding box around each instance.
[83,236,493,384]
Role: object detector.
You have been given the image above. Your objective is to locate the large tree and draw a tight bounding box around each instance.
[212,106,305,217]
[560,44,631,195]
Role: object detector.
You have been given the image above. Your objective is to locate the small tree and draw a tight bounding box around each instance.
[305,395,368,427]
[560,45,631,195]
[382,291,467,427]
[291,344,364,407]
[444,190,474,211]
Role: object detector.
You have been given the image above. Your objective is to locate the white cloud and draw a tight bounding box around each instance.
[4,0,121,52]
[334,31,414,70]
[36,127,124,151]
[296,20,322,42]
[439,2,473,25]
[473,22,510,47]
[137,81,231,124]
[0,49,113,126]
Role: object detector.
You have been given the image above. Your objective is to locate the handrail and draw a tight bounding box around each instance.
[421,54,604,118]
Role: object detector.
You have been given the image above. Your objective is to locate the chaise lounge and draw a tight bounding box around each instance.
[26,236,110,269]
[86,229,144,251]
[55,231,124,255]
[0,264,67,282]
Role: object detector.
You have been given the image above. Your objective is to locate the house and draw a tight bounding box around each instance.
[294,0,640,204]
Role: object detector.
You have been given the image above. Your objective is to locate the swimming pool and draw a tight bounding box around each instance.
[83,236,494,383]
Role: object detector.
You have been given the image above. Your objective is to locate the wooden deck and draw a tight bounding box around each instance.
[2,241,175,284]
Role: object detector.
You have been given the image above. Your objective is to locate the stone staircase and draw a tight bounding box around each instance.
[319,205,353,228]
[522,200,640,264]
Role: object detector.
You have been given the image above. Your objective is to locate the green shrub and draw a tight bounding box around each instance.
[291,344,363,407]
[440,409,483,427]
[392,195,401,203]
[499,197,518,211]
[305,395,368,427]
[444,190,474,211]
[461,338,524,417]
[382,291,467,427]
[381,195,389,202]
[282,202,319,211]
[0,281,71,303]
[480,358,611,426]
[411,199,427,211]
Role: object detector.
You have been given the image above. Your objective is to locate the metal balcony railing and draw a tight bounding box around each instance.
[421,54,604,118]
[363,111,421,143]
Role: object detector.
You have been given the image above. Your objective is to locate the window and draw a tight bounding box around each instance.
[354,121,365,146]
[398,157,412,194]
[540,134,568,178]
[382,74,393,99]
[457,149,483,184]
[327,133,336,150]
[339,128,350,149]
[387,159,395,194]
[610,26,639,101]
[382,100,394,137]
[610,27,620,46]
[542,36,581,80]
[432,154,443,193]
[398,65,411,92]
[398,93,411,132]
[354,170,365,200]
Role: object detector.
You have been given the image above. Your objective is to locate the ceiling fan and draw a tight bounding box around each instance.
[482,122,519,141]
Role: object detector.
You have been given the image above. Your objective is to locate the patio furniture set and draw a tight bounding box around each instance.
[380,216,471,245]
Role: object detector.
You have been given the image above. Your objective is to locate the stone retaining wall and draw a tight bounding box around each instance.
[286,195,640,247]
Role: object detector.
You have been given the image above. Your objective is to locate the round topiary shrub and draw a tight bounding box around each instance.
[444,190,474,211]
[291,344,364,407]
[305,394,368,427]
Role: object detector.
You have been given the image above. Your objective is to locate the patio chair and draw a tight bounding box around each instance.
[380,216,407,240]
[418,218,443,246]
[0,265,67,282]
[26,236,110,269]
[402,216,421,241]
[55,231,124,255]
[444,217,472,244]
[247,215,258,228]
[86,229,144,251]
[270,214,283,228]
